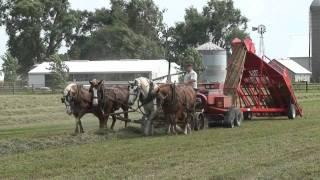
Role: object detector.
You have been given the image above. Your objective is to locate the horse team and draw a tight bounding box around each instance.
[61,77,197,136]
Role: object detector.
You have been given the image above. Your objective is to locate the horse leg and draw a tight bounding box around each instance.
[74,117,80,134]
[183,112,188,135]
[111,115,117,130]
[187,112,193,134]
[172,114,178,135]
[79,119,84,133]
[122,105,129,128]
[98,115,105,129]
[146,110,157,136]
[166,114,172,135]
[103,114,109,129]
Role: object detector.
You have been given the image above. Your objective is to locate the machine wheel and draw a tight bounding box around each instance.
[194,112,206,131]
[234,109,243,127]
[288,104,296,120]
[244,112,253,120]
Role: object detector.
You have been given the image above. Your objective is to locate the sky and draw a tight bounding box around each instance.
[0,0,315,66]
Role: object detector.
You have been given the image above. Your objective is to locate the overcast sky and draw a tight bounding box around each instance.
[0,0,314,65]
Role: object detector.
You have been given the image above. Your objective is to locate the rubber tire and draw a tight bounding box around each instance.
[288,104,296,120]
[224,108,237,128]
[234,108,243,127]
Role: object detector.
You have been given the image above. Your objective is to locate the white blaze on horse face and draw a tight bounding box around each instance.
[128,86,139,106]
[63,83,77,115]
[92,88,98,106]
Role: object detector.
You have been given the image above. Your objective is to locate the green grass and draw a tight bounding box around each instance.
[0,93,320,179]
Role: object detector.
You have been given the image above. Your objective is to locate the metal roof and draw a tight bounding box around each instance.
[274,58,312,74]
[196,42,225,51]
[311,0,320,7]
[311,0,320,10]
[28,59,180,74]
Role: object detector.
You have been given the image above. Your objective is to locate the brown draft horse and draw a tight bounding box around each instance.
[61,83,105,134]
[89,79,129,130]
[153,84,196,135]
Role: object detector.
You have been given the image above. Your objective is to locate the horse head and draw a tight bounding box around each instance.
[89,79,104,107]
[62,83,77,115]
[128,79,141,106]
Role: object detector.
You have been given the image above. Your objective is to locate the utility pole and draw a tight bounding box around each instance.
[164,26,171,83]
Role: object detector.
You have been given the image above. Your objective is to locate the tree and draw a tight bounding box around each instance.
[47,54,69,90]
[68,0,166,60]
[69,25,164,60]
[0,0,79,76]
[126,0,165,40]
[1,52,19,84]
[168,0,248,64]
[203,0,248,48]
[179,48,203,74]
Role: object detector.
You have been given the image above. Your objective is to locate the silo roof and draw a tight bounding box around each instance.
[196,42,225,51]
[311,0,320,10]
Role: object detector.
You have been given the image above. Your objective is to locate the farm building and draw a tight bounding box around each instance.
[273,58,312,82]
[290,56,312,72]
[28,59,180,88]
[311,0,320,81]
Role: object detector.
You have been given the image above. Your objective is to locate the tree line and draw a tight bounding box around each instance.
[0,0,248,86]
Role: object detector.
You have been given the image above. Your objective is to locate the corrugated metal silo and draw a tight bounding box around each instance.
[197,42,227,83]
[311,0,320,81]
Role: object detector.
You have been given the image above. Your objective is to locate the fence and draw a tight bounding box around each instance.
[1,81,320,95]
[0,82,58,95]
[292,82,320,92]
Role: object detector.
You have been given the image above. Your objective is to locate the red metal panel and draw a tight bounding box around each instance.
[231,38,302,116]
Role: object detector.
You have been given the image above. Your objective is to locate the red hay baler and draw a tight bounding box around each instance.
[195,38,302,128]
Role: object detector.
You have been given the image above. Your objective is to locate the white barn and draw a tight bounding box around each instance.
[274,58,312,82]
[28,59,180,88]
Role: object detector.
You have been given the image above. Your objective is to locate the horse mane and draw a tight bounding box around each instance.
[64,83,77,96]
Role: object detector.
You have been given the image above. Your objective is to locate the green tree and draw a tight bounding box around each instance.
[179,48,203,74]
[69,25,164,60]
[203,0,248,48]
[168,0,248,64]
[1,52,19,84]
[126,0,164,40]
[69,0,165,60]
[0,0,79,76]
[47,54,69,90]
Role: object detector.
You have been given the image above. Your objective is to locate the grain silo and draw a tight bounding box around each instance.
[196,42,227,83]
[311,0,320,81]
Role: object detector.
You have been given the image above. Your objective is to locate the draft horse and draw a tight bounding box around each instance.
[61,83,105,134]
[153,84,196,135]
[89,79,129,130]
[128,77,159,136]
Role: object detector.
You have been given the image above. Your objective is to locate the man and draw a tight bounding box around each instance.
[184,63,198,89]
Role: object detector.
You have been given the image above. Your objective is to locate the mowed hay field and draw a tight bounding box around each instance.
[0,93,320,179]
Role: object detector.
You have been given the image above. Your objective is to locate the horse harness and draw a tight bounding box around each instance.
[162,84,192,113]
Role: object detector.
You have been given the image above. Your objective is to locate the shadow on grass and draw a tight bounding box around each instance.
[246,117,292,122]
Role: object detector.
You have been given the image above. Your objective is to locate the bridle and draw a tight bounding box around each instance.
[129,85,141,100]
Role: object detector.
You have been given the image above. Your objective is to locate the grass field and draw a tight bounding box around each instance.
[0,93,320,179]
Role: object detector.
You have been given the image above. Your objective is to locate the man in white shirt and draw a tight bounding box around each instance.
[184,64,198,89]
